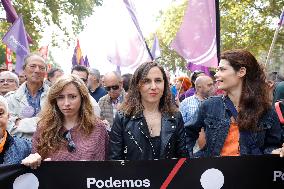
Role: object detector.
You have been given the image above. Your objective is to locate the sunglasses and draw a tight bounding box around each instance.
[104,85,120,91]
[63,130,76,152]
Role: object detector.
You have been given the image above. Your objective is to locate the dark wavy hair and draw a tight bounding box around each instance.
[221,49,270,131]
[119,62,177,116]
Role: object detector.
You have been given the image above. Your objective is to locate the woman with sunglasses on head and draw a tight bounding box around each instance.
[186,49,283,157]
[109,62,188,160]
[22,75,109,169]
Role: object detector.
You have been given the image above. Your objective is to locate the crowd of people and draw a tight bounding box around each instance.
[0,49,284,168]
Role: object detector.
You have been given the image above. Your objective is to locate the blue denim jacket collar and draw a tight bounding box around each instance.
[189,96,281,157]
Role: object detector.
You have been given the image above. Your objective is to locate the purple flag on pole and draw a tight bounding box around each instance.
[1,0,17,23]
[116,65,121,75]
[1,0,33,43]
[171,0,218,68]
[105,1,152,72]
[2,15,30,73]
[278,11,284,26]
[151,35,161,60]
[123,0,144,39]
[123,0,153,60]
[84,55,90,67]
[79,56,85,66]
[72,47,77,67]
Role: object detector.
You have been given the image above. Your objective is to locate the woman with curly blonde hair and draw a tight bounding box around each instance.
[22,75,108,169]
[109,62,188,160]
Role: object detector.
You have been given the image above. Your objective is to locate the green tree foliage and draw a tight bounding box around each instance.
[156,0,284,70]
[220,0,283,56]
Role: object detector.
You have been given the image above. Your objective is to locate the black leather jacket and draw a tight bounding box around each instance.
[109,111,188,160]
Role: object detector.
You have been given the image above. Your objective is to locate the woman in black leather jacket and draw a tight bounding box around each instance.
[109,62,188,160]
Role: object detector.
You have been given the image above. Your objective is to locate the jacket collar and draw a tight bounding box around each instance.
[106,89,126,104]
[14,82,49,103]
[131,111,177,156]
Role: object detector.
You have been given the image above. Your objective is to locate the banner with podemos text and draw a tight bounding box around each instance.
[0,156,283,189]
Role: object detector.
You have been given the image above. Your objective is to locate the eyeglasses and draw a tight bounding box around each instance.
[63,130,76,152]
[0,79,16,84]
[104,85,120,91]
[27,64,46,72]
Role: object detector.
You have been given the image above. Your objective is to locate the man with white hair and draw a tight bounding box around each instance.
[5,53,49,139]
[88,68,107,102]
[0,71,19,96]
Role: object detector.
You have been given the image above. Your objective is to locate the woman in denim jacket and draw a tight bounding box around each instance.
[186,49,283,157]
[0,96,31,165]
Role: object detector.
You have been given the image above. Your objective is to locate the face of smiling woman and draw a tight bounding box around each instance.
[214,59,244,93]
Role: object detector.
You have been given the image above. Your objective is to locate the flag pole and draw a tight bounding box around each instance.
[265,7,284,66]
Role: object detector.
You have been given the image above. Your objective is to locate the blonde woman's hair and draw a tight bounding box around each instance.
[36,74,99,158]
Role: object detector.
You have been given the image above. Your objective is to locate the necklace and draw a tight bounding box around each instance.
[143,111,161,137]
[149,126,154,136]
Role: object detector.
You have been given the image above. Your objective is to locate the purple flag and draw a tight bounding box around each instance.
[278,11,284,26]
[84,55,90,67]
[2,15,30,73]
[171,0,218,68]
[186,62,210,75]
[105,1,152,72]
[116,65,121,75]
[1,0,33,43]
[72,47,77,67]
[79,56,85,66]
[151,35,161,60]
[123,0,153,60]
[1,0,17,23]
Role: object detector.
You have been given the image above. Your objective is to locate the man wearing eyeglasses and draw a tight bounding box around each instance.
[0,71,19,96]
[99,71,126,128]
[71,65,101,117]
[5,53,49,140]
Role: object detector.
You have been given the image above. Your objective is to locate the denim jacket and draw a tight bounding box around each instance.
[1,132,31,165]
[185,96,282,157]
